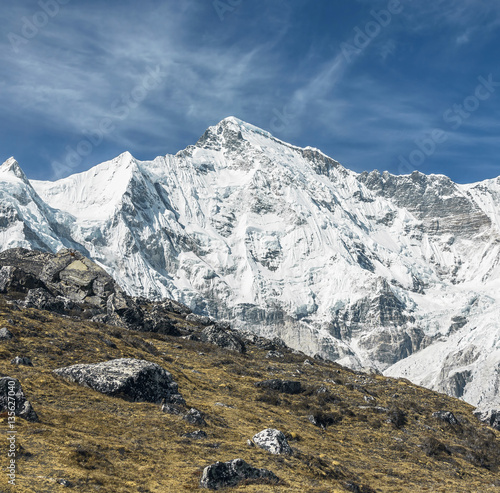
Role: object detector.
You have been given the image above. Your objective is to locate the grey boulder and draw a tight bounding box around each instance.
[53,358,185,405]
[252,428,292,455]
[432,410,459,425]
[0,327,14,340]
[200,325,246,353]
[11,356,33,366]
[0,377,38,422]
[200,458,278,490]
[183,407,206,426]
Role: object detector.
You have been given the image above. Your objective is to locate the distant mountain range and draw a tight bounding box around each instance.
[1,116,500,413]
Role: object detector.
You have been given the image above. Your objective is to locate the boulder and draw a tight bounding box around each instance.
[161,403,185,415]
[266,351,284,359]
[0,265,45,293]
[11,356,33,366]
[242,332,286,351]
[162,299,191,315]
[141,305,180,335]
[182,430,207,440]
[23,288,71,314]
[0,377,38,422]
[0,327,14,341]
[432,411,459,425]
[252,428,292,455]
[200,458,279,490]
[255,379,302,394]
[200,325,246,353]
[53,358,185,405]
[183,408,206,426]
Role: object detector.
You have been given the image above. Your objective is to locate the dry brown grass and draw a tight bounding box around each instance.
[1,297,500,492]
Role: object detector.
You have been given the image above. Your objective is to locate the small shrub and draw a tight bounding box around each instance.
[255,391,281,406]
[421,436,450,457]
[308,411,342,428]
[387,407,407,429]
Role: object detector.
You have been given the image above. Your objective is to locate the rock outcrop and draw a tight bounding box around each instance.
[200,458,279,489]
[0,248,183,335]
[474,409,500,431]
[53,358,185,405]
[0,377,38,422]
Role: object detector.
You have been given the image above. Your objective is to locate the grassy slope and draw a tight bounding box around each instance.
[1,297,500,493]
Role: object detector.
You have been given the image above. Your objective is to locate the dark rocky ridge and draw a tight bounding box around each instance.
[0,247,284,355]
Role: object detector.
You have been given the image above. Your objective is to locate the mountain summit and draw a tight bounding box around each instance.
[1,118,500,413]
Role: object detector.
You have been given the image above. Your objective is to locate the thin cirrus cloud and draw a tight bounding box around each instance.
[0,0,498,184]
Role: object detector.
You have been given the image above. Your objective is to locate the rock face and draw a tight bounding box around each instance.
[53,358,185,405]
[255,379,302,394]
[252,428,292,455]
[200,458,279,490]
[0,377,38,422]
[200,325,246,353]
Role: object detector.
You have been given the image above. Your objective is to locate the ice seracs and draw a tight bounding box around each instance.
[1,117,500,414]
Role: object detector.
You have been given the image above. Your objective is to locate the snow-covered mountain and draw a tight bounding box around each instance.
[2,117,500,413]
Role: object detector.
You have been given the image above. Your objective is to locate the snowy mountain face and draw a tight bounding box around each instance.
[1,117,500,413]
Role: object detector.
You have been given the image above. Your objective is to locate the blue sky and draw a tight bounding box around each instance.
[1,0,499,183]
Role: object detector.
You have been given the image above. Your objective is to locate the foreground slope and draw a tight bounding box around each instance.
[1,295,500,492]
[1,117,500,415]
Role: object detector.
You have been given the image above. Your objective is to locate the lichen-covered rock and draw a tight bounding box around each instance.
[432,411,459,425]
[200,325,246,353]
[200,458,279,489]
[0,265,45,293]
[11,356,33,366]
[161,403,184,415]
[252,428,292,455]
[255,379,302,394]
[183,408,206,426]
[0,327,14,340]
[266,351,284,359]
[182,430,207,440]
[0,377,38,422]
[53,358,185,405]
[23,288,73,314]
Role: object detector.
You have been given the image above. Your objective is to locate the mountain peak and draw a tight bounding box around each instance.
[0,157,29,183]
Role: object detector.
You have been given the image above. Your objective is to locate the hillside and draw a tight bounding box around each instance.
[1,295,500,491]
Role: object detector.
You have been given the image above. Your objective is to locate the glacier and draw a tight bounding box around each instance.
[1,116,500,413]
